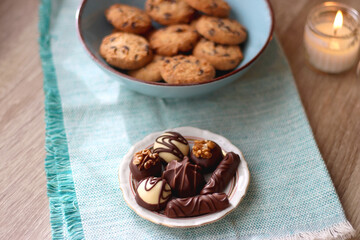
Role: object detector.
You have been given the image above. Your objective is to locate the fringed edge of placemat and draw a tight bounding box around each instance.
[271,221,356,240]
[39,0,85,239]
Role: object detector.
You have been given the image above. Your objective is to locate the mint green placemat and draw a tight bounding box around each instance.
[39,0,355,239]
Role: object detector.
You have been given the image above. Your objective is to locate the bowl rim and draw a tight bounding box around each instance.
[76,0,275,87]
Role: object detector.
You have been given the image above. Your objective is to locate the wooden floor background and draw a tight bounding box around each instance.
[0,0,359,239]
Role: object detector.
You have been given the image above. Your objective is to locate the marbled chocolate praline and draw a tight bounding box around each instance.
[153,131,190,164]
[201,152,240,195]
[135,177,172,211]
[190,140,223,173]
[129,149,162,181]
[164,192,229,218]
[162,158,205,198]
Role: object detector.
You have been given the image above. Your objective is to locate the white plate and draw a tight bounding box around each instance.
[118,126,250,228]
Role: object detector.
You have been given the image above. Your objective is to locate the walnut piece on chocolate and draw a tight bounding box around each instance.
[130,149,162,182]
[192,140,216,159]
[133,149,159,170]
[190,139,223,173]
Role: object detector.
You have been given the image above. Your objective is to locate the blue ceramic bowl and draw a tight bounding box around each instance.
[76,0,274,98]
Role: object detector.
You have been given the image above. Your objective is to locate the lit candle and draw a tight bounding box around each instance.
[304,2,360,74]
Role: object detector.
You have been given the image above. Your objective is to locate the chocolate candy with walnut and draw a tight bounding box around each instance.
[200,152,240,195]
[135,177,172,211]
[153,131,189,163]
[164,192,229,218]
[190,140,223,173]
[129,149,162,181]
[162,159,205,198]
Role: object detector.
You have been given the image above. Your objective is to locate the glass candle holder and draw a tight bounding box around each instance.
[304,2,360,74]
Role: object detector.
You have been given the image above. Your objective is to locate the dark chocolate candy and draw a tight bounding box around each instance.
[135,177,172,211]
[181,156,192,164]
[129,149,162,181]
[200,152,240,195]
[164,193,229,218]
[162,159,205,198]
[190,140,223,173]
[153,132,189,163]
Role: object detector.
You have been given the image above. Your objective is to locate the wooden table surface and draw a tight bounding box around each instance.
[0,0,359,239]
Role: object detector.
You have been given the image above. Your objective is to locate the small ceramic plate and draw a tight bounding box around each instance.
[118,126,250,228]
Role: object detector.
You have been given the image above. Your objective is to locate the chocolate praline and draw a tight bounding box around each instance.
[164,193,230,218]
[162,158,205,198]
[129,149,162,181]
[200,152,240,195]
[190,140,223,173]
[153,131,190,164]
[135,177,172,211]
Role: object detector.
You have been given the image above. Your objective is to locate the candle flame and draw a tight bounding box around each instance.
[333,10,343,30]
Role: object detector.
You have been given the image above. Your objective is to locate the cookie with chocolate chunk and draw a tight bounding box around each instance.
[145,0,195,25]
[196,16,247,45]
[149,24,199,56]
[160,55,215,84]
[193,38,243,70]
[128,55,168,82]
[184,0,230,17]
[100,32,153,70]
[105,4,152,34]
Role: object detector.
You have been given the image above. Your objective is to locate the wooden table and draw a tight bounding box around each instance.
[0,0,359,239]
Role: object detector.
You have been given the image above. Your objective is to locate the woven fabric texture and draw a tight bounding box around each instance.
[40,0,353,239]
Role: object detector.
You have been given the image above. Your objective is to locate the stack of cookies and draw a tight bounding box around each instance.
[100,0,247,85]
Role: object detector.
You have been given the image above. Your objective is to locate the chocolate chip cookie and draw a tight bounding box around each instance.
[184,0,230,17]
[145,0,195,25]
[128,55,167,82]
[100,32,153,70]
[149,24,199,56]
[190,18,200,30]
[105,4,152,34]
[196,16,247,45]
[193,38,243,70]
[160,55,215,84]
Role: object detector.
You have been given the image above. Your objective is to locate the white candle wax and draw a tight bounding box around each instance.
[304,22,360,73]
